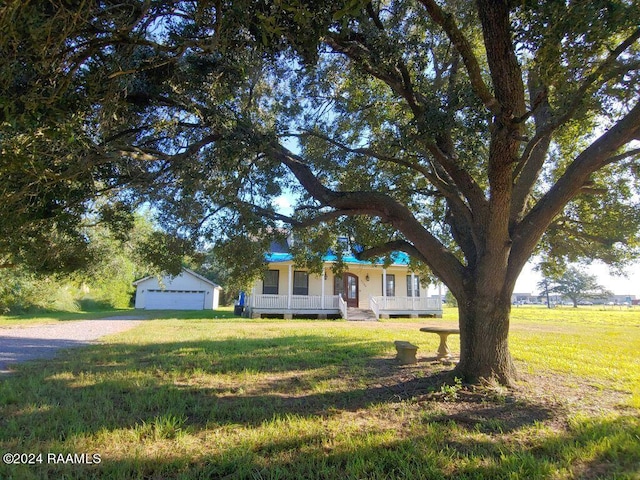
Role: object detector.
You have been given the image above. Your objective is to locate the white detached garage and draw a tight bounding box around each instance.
[133,269,222,310]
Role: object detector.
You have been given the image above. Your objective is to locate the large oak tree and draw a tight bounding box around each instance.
[2,0,639,384]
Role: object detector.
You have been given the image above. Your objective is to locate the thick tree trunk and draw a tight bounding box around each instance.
[454,289,517,386]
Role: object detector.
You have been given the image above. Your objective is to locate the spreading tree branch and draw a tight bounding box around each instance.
[509,101,640,286]
[267,142,466,292]
[417,0,500,115]
[293,129,471,215]
[515,27,640,181]
[322,21,489,229]
[356,240,429,265]
[475,0,527,120]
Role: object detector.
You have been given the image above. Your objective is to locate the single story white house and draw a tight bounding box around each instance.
[133,268,222,310]
[245,241,442,320]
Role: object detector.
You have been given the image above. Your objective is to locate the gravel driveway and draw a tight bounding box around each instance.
[0,316,146,374]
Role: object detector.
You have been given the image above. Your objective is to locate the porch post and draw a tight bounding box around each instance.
[382,268,387,308]
[251,284,256,308]
[288,264,293,310]
[321,268,325,309]
[411,272,416,309]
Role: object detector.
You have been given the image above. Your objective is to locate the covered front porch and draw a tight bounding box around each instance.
[246,261,443,319]
[245,293,344,319]
[245,292,443,320]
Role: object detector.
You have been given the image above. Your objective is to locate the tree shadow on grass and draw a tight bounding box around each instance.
[1,335,442,433]
[0,337,91,374]
[3,413,638,479]
[1,334,638,479]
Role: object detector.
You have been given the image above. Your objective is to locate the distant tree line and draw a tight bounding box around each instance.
[0,215,227,314]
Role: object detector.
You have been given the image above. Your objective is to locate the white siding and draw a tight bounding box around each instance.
[134,270,221,310]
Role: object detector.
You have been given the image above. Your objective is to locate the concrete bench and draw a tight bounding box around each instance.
[394,340,418,364]
[419,326,460,360]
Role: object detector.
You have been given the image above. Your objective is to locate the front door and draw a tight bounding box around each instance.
[344,273,359,308]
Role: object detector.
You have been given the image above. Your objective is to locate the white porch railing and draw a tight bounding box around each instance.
[250,294,340,310]
[338,295,348,319]
[370,296,442,312]
[324,295,341,309]
[251,294,287,309]
[247,294,439,319]
[369,296,380,319]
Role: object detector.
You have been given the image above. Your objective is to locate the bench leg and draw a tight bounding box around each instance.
[394,341,418,364]
[436,333,451,360]
[396,348,417,364]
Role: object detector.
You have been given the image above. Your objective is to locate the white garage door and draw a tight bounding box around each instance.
[145,290,206,310]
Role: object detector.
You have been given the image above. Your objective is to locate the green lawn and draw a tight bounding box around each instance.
[0,307,237,327]
[0,309,133,327]
[1,308,639,479]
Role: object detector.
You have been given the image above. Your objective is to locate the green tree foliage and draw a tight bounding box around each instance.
[0,214,175,313]
[444,290,458,308]
[541,267,613,308]
[1,1,639,383]
[0,267,41,313]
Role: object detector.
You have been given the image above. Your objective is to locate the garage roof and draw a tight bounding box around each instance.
[132,268,221,288]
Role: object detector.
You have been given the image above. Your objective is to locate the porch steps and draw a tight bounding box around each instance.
[346,307,378,321]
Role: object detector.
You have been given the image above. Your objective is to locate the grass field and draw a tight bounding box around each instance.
[1,307,639,479]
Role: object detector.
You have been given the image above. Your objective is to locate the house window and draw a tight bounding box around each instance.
[384,274,395,296]
[263,270,279,294]
[407,276,420,297]
[293,271,309,295]
[334,275,344,297]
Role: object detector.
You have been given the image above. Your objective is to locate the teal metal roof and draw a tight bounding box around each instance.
[265,251,410,266]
